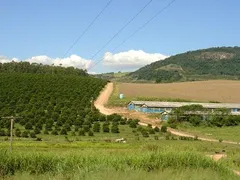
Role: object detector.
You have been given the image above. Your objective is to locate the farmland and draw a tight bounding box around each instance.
[117,80,240,103]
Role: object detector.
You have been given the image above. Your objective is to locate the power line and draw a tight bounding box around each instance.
[81,0,153,70]
[88,0,177,71]
[63,0,114,58]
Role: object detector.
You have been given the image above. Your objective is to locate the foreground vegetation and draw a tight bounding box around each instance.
[1,140,240,179]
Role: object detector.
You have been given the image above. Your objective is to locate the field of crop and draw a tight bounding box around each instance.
[117,80,240,103]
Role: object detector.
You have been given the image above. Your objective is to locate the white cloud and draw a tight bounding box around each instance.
[0,55,93,69]
[103,50,168,69]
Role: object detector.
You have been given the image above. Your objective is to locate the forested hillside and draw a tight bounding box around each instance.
[0,72,107,118]
[0,61,87,76]
[0,68,108,135]
[128,47,240,83]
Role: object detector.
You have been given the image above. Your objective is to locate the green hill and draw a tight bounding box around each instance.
[128,47,240,83]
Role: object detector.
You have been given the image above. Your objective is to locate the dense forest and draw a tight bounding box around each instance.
[0,61,87,76]
[128,47,240,83]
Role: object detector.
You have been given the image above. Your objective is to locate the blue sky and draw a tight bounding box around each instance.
[1,0,239,73]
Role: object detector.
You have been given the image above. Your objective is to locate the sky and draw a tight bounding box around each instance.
[1,0,240,73]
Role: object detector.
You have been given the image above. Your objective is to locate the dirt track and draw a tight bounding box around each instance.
[95,83,239,145]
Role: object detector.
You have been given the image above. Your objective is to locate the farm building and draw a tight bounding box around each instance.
[128,101,240,115]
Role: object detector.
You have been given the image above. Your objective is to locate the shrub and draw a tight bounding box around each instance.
[154,127,160,132]
[15,129,21,137]
[148,128,155,134]
[71,131,76,136]
[25,122,33,130]
[129,121,137,128]
[0,129,6,136]
[83,125,90,132]
[102,123,110,133]
[21,131,29,138]
[88,130,94,136]
[43,130,49,135]
[219,139,223,143]
[60,128,67,135]
[30,131,36,138]
[51,129,58,135]
[161,125,168,133]
[34,128,41,134]
[93,122,100,132]
[141,129,149,137]
[111,124,119,133]
[78,129,85,136]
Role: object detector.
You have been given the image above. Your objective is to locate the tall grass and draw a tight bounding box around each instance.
[0,149,236,178]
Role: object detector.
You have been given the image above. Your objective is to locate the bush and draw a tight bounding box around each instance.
[111,124,119,133]
[60,128,67,135]
[154,127,160,132]
[25,122,33,130]
[71,131,76,136]
[93,122,100,132]
[161,125,168,133]
[148,128,155,134]
[30,131,36,138]
[51,129,58,135]
[43,130,49,135]
[141,129,149,137]
[21,131,29,138]
[88,130,94,136]
[102,124,110,133]
[78,129,85,136]
[0,129,6,136]
[34,128,41,134]
[15,129,21,137]
[129,121,137,128]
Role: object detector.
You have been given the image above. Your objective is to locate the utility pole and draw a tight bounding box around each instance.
[2,116,21,152]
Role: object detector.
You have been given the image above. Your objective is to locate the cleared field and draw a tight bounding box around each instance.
[118,80,240,103]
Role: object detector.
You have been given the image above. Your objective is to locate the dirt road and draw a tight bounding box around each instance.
[95,83,239,145]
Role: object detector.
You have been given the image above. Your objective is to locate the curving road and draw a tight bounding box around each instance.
[95,83,239,145]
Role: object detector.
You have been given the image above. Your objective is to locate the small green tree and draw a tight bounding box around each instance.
[78,129,85,136]
[129,121,137,128]
[88,130,94,136]
[102,124,110,133]
[161,125,168,133]
[21,131,29,138]
[93,122,100,132]
[60,128,67,135]
[154,126,160,132]
[25,122,33,130]
[34,128,41,134]
[111,124,119,133]
[30,131,36,138]
[15,129,21,137]
[51,129,58,135]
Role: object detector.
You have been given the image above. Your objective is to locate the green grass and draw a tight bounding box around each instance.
[0,147,239,179]
[6,168,238,180]
[178,124,240,142]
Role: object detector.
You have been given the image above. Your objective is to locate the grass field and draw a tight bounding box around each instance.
[118,80,240,103]
[1,140,240,179]
[178,124,240,142]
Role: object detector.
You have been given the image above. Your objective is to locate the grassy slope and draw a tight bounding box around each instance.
[178,125,240,142]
